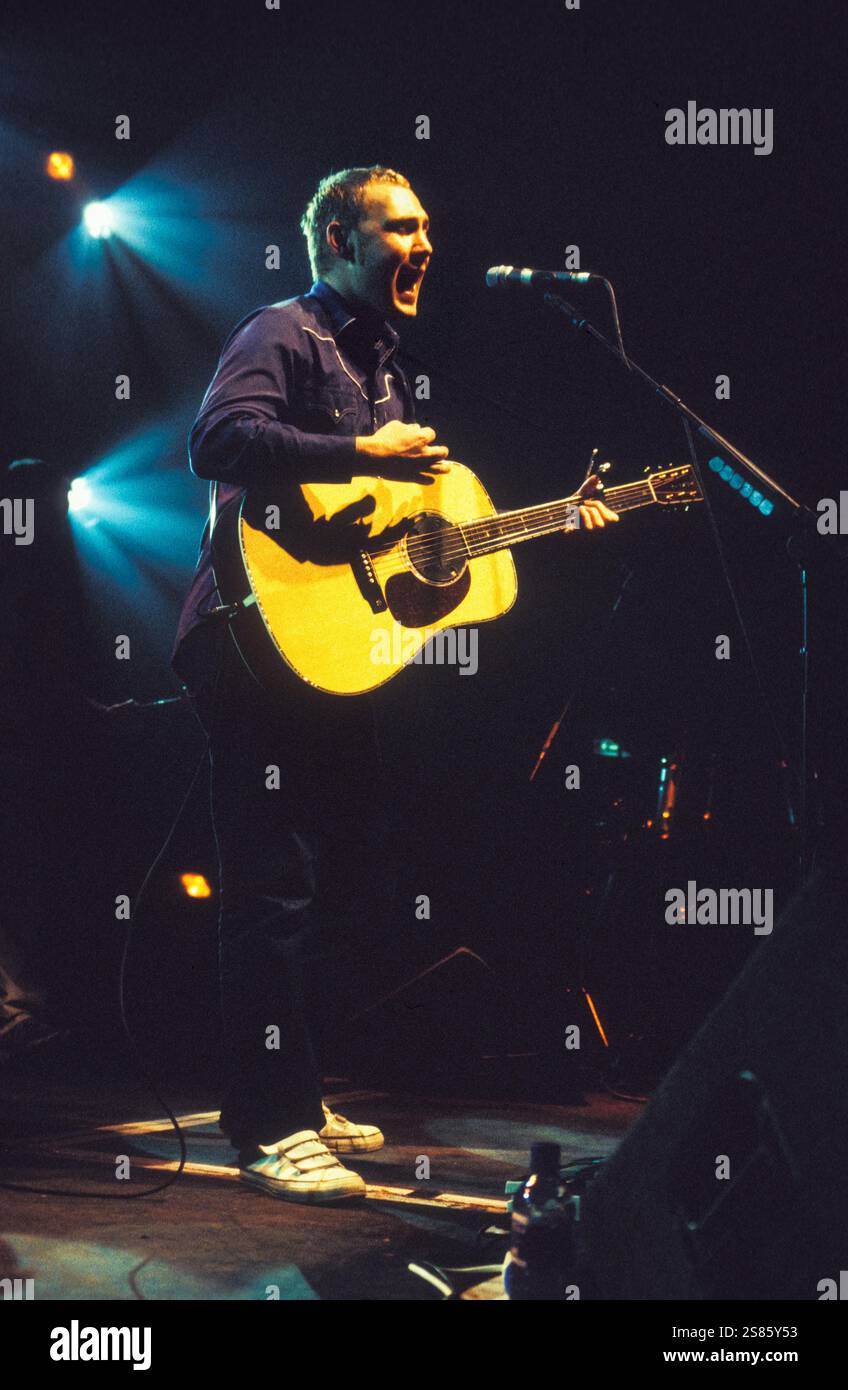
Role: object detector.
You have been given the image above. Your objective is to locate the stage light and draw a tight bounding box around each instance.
[67,477,93,513]
[83,201,113,238]
[46,151,75,181]
[180,873,212,899]
[66,421,206,617]
[593,737,631,758]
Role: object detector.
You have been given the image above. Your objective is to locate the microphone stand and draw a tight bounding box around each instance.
[542,291,815,886]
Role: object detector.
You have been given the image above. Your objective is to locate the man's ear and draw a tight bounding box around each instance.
[326,221,354,261]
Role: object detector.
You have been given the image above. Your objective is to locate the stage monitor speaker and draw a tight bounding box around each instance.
[580,869,848,1299]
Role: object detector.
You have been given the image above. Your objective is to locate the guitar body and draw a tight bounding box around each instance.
[211,458,699,697]
[212,462,518,696]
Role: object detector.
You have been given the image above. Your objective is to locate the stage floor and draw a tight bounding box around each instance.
[1,1073,636,1300]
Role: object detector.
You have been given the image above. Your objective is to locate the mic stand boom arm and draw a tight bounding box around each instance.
[543,292,806,513]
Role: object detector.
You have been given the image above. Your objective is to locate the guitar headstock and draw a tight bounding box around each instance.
[645,464,703,506]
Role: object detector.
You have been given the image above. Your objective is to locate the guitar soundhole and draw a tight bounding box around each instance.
[404,512,467,586]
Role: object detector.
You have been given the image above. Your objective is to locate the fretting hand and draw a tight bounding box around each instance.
[573,473,619,529]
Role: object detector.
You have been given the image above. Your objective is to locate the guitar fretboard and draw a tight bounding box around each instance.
[453,476,671,560]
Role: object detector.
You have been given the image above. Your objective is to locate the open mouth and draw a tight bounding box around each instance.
[395,263,424,301]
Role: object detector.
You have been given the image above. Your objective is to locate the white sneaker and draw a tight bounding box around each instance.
[318,1101,385,1154]
[239,1130,366,1203]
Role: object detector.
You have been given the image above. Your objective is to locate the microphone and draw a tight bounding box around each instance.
[485,265,599,289]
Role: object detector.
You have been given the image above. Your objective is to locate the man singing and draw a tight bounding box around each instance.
[172,165,617,1203]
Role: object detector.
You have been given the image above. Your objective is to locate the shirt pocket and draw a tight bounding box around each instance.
[298,384,363,433]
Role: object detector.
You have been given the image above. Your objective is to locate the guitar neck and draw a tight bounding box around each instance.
[458,475,666,560]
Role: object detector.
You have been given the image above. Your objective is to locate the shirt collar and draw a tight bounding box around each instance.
[309,279,399,358]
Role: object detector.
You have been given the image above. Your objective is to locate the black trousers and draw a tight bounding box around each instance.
[197,632,395,1152]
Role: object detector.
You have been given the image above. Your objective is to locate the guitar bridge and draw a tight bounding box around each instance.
[351,549,387,614]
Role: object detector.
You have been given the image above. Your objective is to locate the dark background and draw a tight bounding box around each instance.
[2,0,846,1081]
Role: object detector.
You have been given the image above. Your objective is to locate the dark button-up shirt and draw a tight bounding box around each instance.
[172,279,414,688]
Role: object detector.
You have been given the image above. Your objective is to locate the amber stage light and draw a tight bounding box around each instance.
[180,872,213,899]
[45,151,75,180]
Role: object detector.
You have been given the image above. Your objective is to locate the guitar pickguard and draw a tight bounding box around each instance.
[380,509,472,626]
[385,566,471,627]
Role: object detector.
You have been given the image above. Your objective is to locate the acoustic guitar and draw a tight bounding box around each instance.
[211,461,702,696]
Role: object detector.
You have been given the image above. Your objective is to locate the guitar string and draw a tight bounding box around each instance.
[368,496,655,572]
[365,477,681,571]
[364,474,692,565]
[364,484,643,565]
[366,493,660,579]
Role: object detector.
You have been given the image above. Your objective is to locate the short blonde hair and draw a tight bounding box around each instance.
[300,166,411,278]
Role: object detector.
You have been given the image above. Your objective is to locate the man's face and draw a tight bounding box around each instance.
[329,182,432,320]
